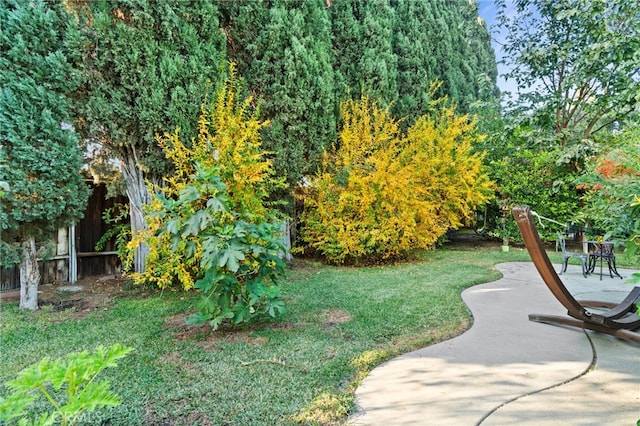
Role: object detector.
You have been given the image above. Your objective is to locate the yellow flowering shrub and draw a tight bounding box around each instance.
[297,95,494,263]
[125,64,283,292]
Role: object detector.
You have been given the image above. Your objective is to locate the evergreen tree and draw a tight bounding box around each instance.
[412,0,497,113]
[330,0,362,104]
[0,0,90,310]
[229,0,336,194]
[73,0,226,272]
[463,1,499,103]
[357,0,398,105]
[392,0,438,123]
[332,0,497,122]
[217,0,270,81]
[331,0,398,107]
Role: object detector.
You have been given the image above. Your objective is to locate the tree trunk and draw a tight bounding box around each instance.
[19,236,40,311]
[120,147,152,273]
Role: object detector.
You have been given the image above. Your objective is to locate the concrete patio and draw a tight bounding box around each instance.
[350,262,640,425]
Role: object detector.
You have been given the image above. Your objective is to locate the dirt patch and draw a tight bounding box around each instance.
[162,313,293,349]
[322,309,351,328]
[444,230,502,249]
[163,314,217,348]
[10,275,142,319]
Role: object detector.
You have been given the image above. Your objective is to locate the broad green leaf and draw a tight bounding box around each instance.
[166,219,180,235]
[218,248,245,272]
[0,392,36,420]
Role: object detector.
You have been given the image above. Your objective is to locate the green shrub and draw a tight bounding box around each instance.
[576,125,640,291]
[157,164,287,329]
[0,344,133,426]
[126,64,286,329]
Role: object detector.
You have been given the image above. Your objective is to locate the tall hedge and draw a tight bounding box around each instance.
[222,0,498,208]
[222,0,336,193]
[74,0,226,272]
[0,0,89,309]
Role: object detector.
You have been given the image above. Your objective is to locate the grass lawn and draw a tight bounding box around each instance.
[1,246,558,425]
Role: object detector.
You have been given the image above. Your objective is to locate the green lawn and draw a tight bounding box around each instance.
[1,247,545,425]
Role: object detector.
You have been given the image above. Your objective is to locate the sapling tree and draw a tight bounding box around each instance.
[128,66,286,329]
[0,0,89,310]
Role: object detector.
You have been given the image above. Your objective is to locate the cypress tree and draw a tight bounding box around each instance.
[331,0,398,107]
[74,0,226,272]
[0,0,90,310]
[217,0,270,81]
[391,0,498,118]
[357,0,398,105]
[330,0,362,106]
[392,0,438,123]
[239,0,336,193]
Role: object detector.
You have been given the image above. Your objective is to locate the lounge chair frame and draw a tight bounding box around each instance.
[513,206,640,344]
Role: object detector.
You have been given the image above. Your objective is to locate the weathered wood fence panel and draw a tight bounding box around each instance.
[0,183,128,290]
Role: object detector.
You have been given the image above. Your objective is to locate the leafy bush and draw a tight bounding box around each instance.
[577,127,640,239]
[0,344,133,426]
[576,126,640,271]
[297,95,494,263]
[95,203,130,259]
[126,64,286,329]
[486,121,582,242]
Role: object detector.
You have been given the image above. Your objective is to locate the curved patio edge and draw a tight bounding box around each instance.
[350,261,639,425]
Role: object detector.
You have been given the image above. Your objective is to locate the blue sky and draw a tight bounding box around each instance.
[476,0,518,96]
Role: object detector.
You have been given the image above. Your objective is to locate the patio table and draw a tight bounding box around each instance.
[586,241,623,280]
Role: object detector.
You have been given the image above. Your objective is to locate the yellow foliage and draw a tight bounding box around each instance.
[290,391,351,425]
[156,63,274,219]
[298,95,494,263]
[127,63,280,289]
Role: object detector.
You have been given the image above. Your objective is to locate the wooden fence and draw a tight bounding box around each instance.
[0,184,127,290]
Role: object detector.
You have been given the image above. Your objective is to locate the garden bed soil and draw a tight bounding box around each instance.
[0,274,136,317]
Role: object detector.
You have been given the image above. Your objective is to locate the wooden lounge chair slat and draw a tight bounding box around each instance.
[513,206,640,344]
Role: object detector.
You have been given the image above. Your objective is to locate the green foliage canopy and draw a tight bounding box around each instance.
[487,0,639,243]
[576,126,640,243]
[73,0,227,271]
[0,0,89,256]
[497,0,640,145]
[224,0,336,192]
[76,0,226,178]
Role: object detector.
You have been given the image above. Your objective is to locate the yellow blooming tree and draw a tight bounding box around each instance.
[125,64,286,329]
[298,95,494,263]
